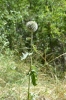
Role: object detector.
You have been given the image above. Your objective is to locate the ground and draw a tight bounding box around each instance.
[0,55,66,100]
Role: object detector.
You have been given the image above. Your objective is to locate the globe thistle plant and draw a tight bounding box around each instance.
[26,21,38,100]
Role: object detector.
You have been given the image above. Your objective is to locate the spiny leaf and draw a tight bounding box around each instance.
[30,70,37,86]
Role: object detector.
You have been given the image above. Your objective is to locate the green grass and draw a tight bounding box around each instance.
[0,54,66,100]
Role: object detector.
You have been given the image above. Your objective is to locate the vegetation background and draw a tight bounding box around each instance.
[0,0,66,100]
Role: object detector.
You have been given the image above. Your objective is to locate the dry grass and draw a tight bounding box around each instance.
[0,74,66,100]
[0,55,66,100]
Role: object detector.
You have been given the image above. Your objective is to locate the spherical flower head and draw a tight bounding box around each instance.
[26,21,38,32]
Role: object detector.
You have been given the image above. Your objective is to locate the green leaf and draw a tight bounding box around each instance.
[30,70,37,86]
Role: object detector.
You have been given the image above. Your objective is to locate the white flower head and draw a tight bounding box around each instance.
[26,21,38,32]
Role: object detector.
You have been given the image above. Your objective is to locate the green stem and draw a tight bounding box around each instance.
[27,74,30,100]
[27,32,33,100]
[31,32,33,67]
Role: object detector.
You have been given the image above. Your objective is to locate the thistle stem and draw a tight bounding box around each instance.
[27,75,30,100]
[27,32,33,100]
[31,32,33,67]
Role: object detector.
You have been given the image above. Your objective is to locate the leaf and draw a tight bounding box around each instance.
[21,52,33,60]
[30,70,37,86]
[32,45,38,53]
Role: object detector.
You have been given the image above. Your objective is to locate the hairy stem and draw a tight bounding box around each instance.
[27,32,33,100]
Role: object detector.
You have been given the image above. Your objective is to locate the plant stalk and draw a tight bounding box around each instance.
[27,32,33,100]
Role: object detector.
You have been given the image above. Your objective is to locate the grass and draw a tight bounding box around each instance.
[0,54,66,100]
